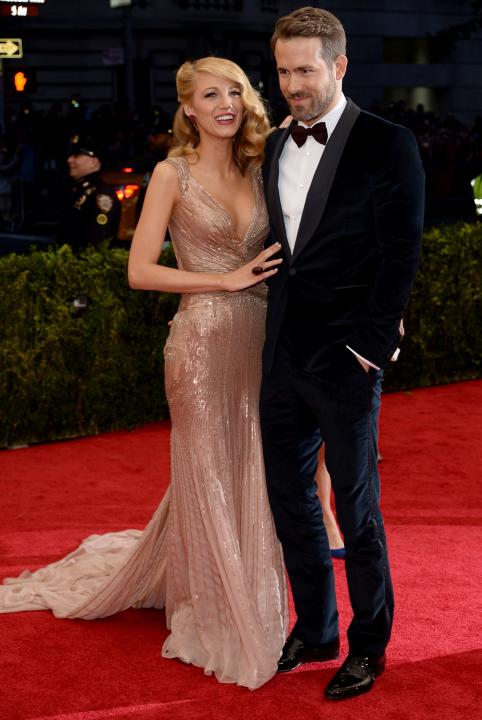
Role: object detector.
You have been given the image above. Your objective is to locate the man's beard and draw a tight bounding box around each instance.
[286,78,336,124]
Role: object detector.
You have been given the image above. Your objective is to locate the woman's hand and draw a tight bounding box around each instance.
[129,163,283,296]
[221,242,283,293]
[279,115,293,129]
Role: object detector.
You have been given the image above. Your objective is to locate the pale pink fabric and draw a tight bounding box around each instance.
[0,157,289,690]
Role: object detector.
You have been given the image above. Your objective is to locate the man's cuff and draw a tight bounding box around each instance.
[346,345,381,371]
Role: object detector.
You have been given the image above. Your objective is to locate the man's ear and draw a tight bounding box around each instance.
[335,55,348,81]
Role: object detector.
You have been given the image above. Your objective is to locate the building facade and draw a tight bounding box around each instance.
[1,0,481,124]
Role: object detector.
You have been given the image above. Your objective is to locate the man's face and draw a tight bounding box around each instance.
[274,36,347,125]
[67,153,99,180]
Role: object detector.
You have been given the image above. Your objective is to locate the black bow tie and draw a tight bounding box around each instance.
[290,121,328,147]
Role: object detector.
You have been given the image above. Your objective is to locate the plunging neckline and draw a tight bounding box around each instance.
[184,158,258,242]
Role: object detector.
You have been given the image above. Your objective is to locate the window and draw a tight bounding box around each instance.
[383,86,447,114]
[383,37,433,64]
[176,1,243,10]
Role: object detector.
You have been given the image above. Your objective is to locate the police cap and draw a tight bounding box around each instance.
[67,134,102,159]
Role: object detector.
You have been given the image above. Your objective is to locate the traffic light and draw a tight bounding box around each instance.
[14,70,27,91]
[5,66,36,94]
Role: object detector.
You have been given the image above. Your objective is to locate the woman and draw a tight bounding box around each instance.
[0,58,289,690]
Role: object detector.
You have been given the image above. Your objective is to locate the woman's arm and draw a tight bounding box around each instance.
[128,161,282,293]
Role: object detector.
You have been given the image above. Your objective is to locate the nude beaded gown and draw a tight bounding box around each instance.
[0,156,289,690]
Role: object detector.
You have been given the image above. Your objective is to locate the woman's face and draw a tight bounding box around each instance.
[186,72,244,140]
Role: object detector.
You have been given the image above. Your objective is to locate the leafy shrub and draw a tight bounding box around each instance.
[0,243,178,447]
[384,222,482,391]
[1,222,480,446]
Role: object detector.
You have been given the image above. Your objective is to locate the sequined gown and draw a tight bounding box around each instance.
[0,156,289,690]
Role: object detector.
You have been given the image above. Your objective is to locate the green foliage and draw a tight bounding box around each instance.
[1,223,481,446]
[383,222,482,391]
[0,243,179,447]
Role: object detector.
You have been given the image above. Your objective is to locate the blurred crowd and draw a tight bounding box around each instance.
[0,97,174,234]
[370,99,482,211]
[1,94,481,234]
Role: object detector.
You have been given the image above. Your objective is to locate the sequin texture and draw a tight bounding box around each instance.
[0,156,288,690]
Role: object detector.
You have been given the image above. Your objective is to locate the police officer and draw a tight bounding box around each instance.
[132,112,173,223]
[132,111,173,175]
[58,135,120,251]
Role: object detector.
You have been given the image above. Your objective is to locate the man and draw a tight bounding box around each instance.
[132,111,173,175]
[132,112,173,221]
[260,7,424,700]
[58,135,120,252]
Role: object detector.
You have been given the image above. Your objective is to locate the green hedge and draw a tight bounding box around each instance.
[1,222,481,447]
[383,222,482,391]
[0,243,179,447]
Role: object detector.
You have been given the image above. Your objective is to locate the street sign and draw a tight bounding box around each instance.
[0,39,23,59]
[0,6,40,17]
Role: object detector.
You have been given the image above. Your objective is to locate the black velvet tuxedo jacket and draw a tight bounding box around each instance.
[262,98,425,374]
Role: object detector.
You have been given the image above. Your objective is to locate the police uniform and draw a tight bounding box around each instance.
[58,136,121,251]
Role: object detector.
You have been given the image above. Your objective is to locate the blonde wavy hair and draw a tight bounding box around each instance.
[169,57,272,175]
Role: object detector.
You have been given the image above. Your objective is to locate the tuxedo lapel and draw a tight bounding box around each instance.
[291,98,361,263]
[266,123,294,259]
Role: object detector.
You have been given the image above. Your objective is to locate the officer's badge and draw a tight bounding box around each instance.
[97,213,108,225]
[74,194,88,209]
[97,194,113,212]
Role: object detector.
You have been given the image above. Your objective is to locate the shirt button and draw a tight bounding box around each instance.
[306,152,310,156]
[289,268,297,276]
[299,183,304,188]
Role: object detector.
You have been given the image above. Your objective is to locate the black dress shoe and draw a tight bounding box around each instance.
[277,633,340,673]
[324,654,386,700]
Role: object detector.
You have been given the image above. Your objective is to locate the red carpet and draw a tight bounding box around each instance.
[1,381,481,720]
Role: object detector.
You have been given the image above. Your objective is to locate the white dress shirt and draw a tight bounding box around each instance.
[278,94,381,371]
[278,94,347,253]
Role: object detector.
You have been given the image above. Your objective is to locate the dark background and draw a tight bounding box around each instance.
[0,0,481,235]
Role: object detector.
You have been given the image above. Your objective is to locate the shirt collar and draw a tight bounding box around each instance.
[298,93,347,140]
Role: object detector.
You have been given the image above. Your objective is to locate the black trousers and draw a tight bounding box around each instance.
[260,338,393,658]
